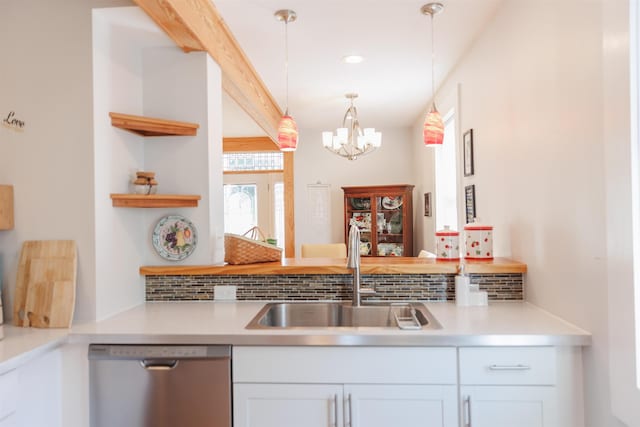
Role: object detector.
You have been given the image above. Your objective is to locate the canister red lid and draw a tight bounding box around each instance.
[464,219,493,231]
[435,225,459,236]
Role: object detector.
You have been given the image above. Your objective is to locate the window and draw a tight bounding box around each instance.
[435,109,458,230]
[222,152,284,248]
[273,182,285,249]
[223,184,257,236]
[223,152,283,171]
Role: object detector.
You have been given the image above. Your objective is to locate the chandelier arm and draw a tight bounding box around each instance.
[342,106,353,127]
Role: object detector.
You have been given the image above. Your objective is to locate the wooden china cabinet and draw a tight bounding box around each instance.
[342,185,414,257]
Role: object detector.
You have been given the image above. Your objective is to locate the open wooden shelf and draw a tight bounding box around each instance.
[110,194,201,208]
[109,112,199,137]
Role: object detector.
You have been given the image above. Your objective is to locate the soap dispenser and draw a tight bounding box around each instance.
[455,264,471,306]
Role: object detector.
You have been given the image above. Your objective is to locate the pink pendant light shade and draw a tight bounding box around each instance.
[423,104,444,145]
[278,114,298,151]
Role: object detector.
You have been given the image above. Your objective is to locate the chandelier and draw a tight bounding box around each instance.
[322,94,382,160]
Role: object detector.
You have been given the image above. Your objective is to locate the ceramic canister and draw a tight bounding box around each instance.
[464,220,494,259]
[435,225,460,260]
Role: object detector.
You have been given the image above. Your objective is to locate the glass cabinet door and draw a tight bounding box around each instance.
[346,196,372,256]
[343,185,414,257]
[375,195,404,256]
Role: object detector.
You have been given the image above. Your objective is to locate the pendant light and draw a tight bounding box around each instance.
[275,9,298,151]
[421,3,445,146]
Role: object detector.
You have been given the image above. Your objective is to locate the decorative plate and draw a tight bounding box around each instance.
[389,211,403,234]
[377,243,404,256]
[351,212,371,231]
[382,196,403,210]
[350,198,371,210]
[152,215,198,261]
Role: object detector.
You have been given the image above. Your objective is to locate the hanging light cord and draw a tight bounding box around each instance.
[430,12,435,104]
[284,18,290,115]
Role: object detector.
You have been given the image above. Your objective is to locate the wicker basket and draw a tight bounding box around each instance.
[224,227,283,265]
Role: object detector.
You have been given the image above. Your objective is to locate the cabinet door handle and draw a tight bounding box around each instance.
[345,393,353,427]
[488,364,531,371]
[463,395,471,427]
[331,394,338,427]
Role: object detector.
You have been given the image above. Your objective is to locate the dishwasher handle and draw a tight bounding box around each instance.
[140,359,179,370]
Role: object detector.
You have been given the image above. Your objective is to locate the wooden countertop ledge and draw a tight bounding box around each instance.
[140,257,526,276]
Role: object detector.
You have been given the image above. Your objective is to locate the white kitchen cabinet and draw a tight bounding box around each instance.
[346,384,458,427]
[458,346,571,427]
[233,346,583,427]
[234,384,343,427]
[234,383,458,427]
[0,368,18,422]
[14,348,61,427]
[0,414,17,427]
[460,385,556,427]
[233,346,459,427]
[0,348,62,427]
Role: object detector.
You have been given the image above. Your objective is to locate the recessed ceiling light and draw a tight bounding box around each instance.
[342,55,364,64]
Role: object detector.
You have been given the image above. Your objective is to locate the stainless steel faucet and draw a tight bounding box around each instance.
[346,222,375,306]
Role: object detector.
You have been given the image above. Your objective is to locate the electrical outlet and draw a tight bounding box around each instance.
[214,285,237,301]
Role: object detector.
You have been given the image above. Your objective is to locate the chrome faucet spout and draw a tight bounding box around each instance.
[347,223,373,306]
[347,223,361,269]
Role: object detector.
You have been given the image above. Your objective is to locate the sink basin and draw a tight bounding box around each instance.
[245,302,441,330]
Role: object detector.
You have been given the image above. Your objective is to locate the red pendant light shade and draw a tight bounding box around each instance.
[278,114,298,151]
[423,103,444,146]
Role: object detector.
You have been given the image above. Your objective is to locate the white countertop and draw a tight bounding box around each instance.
[0,325,68,373]
[0,301,591,374]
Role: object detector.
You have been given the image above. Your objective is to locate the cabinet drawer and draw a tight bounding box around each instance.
[459,347,556,385]
[0,369,18,420]
[234,346,457,384]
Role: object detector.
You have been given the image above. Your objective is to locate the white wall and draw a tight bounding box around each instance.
[93,7,149,323]
[603,1,640,425]
[0,0,131,323]
[294,127,415,254]
[412,0,626,425]
[142,49,224,266]
[92,8,224,320]
[1,2,224,323]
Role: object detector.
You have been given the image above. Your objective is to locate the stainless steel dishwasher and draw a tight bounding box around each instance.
[89,344,231,427]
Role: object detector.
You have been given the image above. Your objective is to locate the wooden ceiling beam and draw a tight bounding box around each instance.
[133,0,282,142]
[223,137,279,152]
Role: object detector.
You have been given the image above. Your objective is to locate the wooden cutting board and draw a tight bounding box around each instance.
[12,240,77,327]
[24,258,76,328]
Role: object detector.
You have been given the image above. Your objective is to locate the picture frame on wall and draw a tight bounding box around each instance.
[465,184,476,224]
[424,192,432,217]
[463,129,474,177]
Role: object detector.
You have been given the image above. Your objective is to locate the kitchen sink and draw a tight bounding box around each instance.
[245,302,441,330]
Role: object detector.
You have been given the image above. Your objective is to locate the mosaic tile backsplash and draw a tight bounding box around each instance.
[145,273,523,302]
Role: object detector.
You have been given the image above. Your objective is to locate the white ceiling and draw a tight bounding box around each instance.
[216,0,503,136]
